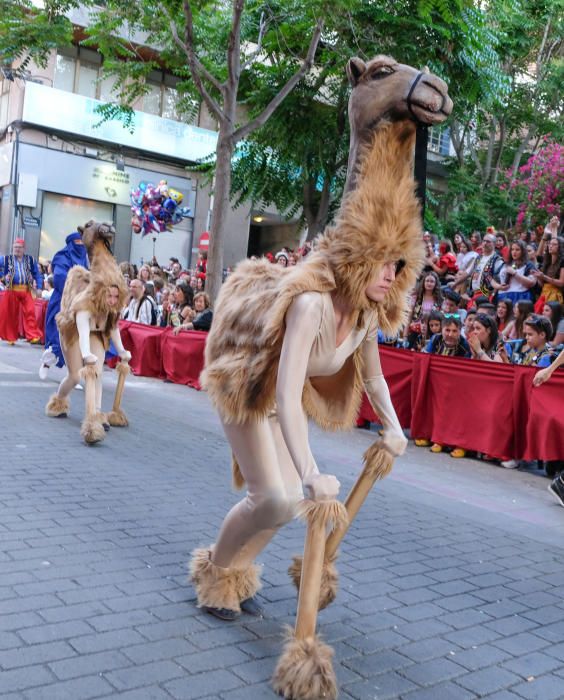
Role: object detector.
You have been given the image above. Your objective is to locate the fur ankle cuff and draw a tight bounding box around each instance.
[189,547,261,612]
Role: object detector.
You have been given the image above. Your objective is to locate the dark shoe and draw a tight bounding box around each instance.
[203,606,240,621]
[240,596,264,617]
[102,423,110,432]
[548,477,564,507]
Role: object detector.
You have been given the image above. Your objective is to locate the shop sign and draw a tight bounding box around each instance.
[23,82,218,163]
[91,165,130,201]
[23,215,40,228]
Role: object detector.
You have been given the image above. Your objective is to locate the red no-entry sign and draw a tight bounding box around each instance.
[199,232,210,250]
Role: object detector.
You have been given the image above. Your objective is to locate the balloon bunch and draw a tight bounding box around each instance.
[130,180,191,236]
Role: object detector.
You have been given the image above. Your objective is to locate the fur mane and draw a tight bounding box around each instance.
[315,120,425,334]
[56,221,128,348]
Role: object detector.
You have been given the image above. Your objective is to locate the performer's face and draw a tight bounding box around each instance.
[365,262,396,302]
[106,286,120,309]
[12,242,24,257]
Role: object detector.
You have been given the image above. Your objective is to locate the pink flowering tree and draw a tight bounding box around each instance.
[502,140,563,230]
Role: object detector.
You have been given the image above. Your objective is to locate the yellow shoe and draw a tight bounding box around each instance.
[430,443,443,453]
[451,448,466,459]
[29,338,41,344]
[415,439,430,447]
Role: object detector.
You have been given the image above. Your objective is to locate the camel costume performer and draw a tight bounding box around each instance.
[191,55,452,699]
[45,221,131,445]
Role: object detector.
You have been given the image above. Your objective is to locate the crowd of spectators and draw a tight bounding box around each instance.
[381,216,563,471]
[117,251,213,332]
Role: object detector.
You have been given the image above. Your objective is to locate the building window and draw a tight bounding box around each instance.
[428,126,452,156]
[53,49,199,125]
[143,70,199,124]
[53,47,104,99]
[0,78,10,129]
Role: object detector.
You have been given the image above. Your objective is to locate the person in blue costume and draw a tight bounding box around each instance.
[39,231,89,379]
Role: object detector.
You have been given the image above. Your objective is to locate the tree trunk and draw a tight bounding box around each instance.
[207,135,234,302]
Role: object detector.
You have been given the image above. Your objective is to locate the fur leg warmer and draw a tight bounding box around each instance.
[289,554,339,611]
[189,547,261,613]
[45,394,70,417]
[107,409,128,427]
[80,418,106,445]
[272,630,337,700]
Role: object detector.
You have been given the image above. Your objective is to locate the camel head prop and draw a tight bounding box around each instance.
[347,55,453,134]
[78,220,115,255]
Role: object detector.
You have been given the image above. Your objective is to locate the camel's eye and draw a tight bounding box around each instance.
[370,65,394,79]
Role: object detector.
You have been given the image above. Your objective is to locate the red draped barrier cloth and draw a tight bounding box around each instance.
[118,321,166,379]
[357,346,414,428]
[411,354,516,460]
[109,323,563,461]
[0,292,47,343]
[357,345,563,461]
[161,330,207,389]
[522,367,564,461]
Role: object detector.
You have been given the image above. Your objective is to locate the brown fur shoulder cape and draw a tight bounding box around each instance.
[202,255,366,432]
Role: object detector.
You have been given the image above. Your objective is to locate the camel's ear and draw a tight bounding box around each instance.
[346,57,366,86]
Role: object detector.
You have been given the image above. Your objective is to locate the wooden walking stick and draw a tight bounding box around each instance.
[107,360,130,427]
[79,363,106,444]
[272,500,347,700]
[289,442,393,610]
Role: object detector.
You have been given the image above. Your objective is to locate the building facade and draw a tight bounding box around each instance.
[0,41,252,269]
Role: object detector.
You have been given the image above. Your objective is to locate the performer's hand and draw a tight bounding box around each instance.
[303,473,340,501]
[533,367,551,387]
[82,353,98,365]
[119,350,132,362]
[380,429,408,457]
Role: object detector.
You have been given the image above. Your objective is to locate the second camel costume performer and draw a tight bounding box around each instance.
[45,220,131,445]
[191,55,452,699]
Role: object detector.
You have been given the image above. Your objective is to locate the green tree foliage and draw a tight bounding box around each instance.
[230,0,509,238]
[442,0,563,234]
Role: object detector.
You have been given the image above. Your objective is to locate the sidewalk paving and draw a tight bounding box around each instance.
[1,341,563,699]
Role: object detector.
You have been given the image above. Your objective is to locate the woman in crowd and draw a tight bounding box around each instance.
[275,251,289,267]
[173,292,213,334]
[426,240,458,283]
[495,232,510,263]
[468,313,498,361]
[502,299,534,340]
[41,275,55,300]
[451,237,478,295]
[542,301,563,343]
[494,240,537,305]
[533,236,564,311]
[496,298,513,335]
[138,264,153,283]
[164,281,193,328]
[470,231,482,254]
[406,272,443,347]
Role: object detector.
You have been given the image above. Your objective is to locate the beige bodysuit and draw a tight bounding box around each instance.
[55,310,128,413]
[212,291,405,569]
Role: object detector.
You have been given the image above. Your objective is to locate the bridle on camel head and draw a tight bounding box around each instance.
[406,71,447,124]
